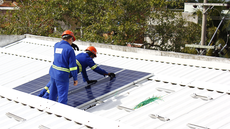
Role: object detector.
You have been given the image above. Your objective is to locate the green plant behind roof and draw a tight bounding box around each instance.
[134,96,162,109]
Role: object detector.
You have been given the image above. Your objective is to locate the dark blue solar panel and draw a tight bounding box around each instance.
[13,65,150,108]
[67,69,150,107]
[13,74,50,94]
[68,65,122,92]
[14,65,122,96]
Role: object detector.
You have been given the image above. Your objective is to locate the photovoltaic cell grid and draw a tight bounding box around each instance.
[13,65,150,107]
[67,68,150,107]
[68,65,121,92]
[13,74,50,94]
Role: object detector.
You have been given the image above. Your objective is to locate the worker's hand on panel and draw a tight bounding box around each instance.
[108,73,116,78]
[87,80,97,84]
[74,80,78,86]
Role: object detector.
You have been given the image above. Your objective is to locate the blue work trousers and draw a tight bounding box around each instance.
[38,89,49,99]
[49,77,69,104]
[38,88,47,97]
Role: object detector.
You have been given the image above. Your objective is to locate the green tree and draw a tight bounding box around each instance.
[0,0,199,49]
[58,0,185,46]
[61,0,153,45]
[0,0,63,37]
[3,0,226,56]
[145,0,201,52]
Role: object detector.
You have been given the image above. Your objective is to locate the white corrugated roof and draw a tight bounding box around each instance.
[1,34,230,129]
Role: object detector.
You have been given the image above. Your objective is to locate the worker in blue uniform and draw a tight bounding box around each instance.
[38,41,79,99]
[77,46,115,84]
[38,46,115,99]
[48,30,78,104]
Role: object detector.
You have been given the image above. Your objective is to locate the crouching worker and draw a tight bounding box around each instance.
[77,46,115,84]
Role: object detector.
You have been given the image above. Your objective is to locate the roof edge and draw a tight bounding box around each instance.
[0,86,137,129]
[0,35,25,47]
[21,34,230,64]
[24,34,61,43]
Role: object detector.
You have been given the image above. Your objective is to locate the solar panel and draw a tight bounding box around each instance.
[67,69,150,107]
[13,74,50,94]
[13,65,150,107]
[67,65,122,92]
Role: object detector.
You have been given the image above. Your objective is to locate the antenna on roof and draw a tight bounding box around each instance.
[185,1,230,56]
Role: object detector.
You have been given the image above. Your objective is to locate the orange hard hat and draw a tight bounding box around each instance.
[85,46,97,57]
[62,30,76,41]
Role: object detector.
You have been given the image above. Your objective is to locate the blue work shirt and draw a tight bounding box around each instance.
[49,40,78,82]
[76,53,108,82]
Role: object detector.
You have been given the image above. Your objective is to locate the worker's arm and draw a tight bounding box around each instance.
[81,66,97,84]
[68,49,78,86]
[87,59,108,75]
[91,65,115,79]
[81,68,89,82]
[87,58,115,82]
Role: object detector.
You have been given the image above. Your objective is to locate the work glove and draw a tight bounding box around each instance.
[87,80,97,85]
[71,43,79,51]
[108,73,116,79]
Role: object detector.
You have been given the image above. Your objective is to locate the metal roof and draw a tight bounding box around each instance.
[1,34,230,129]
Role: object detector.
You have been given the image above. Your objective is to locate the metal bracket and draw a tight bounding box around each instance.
[149,114,170,121]
[191,93,213,101]
[117,105,134,112]
[96,100,104,104]
[185,44,215,49]
[39,125,50,129]
[6,112,26,122]
[187,123,210,129]
[156,87,175,93]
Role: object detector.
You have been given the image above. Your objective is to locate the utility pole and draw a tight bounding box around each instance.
[201,0,208,47]
[185,2,228,54]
